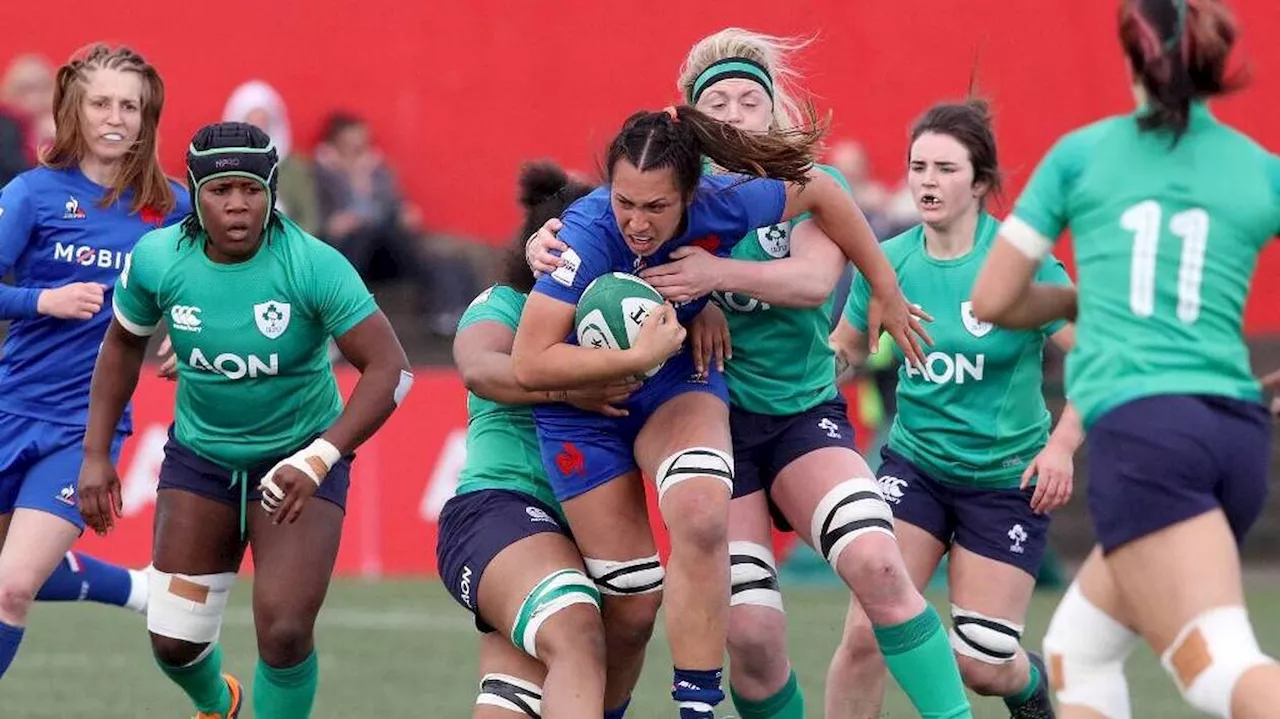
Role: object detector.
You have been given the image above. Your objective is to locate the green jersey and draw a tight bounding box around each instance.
[454,284,561,514]
[1005,104,1280,427]
[713,163,851,415]
[113,217,377,469]
[844,213,1072,488]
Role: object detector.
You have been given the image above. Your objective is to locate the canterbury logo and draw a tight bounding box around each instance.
[170,305,202,332]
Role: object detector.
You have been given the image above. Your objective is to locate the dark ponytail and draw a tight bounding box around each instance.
[504,161,595,293]
[605,104,826,200]
[1119,0,1243,144]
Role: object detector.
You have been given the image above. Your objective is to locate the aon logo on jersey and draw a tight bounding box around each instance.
[713,291,770,313]
[905,352,985,384]
[187,348,279,380]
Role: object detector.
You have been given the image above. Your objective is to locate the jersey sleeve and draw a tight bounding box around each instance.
[305,240,378,338]
[1003,135,1081,259]
[841,269,872,333]
[701,174,787,246]
[458,285,523,333]
[112,231,167,335]
[531,210,612,306]
[1034,254,1074,336]
[0,176,43,319]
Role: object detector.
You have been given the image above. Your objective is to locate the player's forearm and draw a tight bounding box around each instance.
[0,285,42,319]
[716,257,831,308]
[982,283,1077,330]
[803,175,896,295]
[462,352,565,406]
[514,344,650,391]
[83,323,146,457]
[321,359,412,455]
[1047,401,1084,453]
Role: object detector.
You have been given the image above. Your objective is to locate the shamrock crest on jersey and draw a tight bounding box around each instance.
[960,300,993,338]
[255,300,291,339]
[755,222,790,258]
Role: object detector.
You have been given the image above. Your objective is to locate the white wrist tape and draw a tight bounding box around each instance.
[259,438,342,512]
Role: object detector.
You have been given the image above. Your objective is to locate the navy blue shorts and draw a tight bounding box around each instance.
[535,349,728,501]
[0,411,126,530]
[877,446,1050,577]
[436,489,571,633]
[1088,394,1272,554]
[157,428,352,512]
[730,398,856,531]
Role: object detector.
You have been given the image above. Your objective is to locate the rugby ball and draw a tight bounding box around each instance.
[575,272,667,379]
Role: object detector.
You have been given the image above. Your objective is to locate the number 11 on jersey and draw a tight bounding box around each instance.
[1121,200,1210,324]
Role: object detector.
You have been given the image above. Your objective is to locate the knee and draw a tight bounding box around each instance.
[255,610,316,667]
[603,593,661,656]
[538,604,607,671]
[0,581,36,623]
[726,608,788,682]
[840,547,915,620]
[150,634,208,667]
[956,655,1015,696]
[665,487,729,556]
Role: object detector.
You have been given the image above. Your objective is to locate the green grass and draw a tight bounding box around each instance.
[9,580,1280,717]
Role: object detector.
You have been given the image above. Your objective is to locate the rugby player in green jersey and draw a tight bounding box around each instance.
[78,122,412,719]
[973,2,1280,717]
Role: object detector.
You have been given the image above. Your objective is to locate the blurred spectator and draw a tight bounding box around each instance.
[828,138,919,239]
[314,112,476,335]
[222,80,321,235]
[0,55,55,186]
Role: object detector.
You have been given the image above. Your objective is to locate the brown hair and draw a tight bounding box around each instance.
[42,44,175,215]
[909,99,1002,203]
[605,104,825,200]
[1119,0,1243,143]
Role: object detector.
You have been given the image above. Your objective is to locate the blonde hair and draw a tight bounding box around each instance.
[677,28,813,131]
[42,44,175,215]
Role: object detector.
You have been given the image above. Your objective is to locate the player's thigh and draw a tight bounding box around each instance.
[634,390,732,513]
[726,491,787,649]
[947,545,1037,651]
[558,469,657,564]
[1074,545,1135,629]
[474,631,547,719]
[0,508,81,598]
[769,446,875,549]
[247,498,344,624]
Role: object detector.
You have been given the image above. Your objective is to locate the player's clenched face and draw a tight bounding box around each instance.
[610,159,685,257]
[694,78,773,134]
[79,68,144,166]
[200,178,270,263]
[908,131,986,231]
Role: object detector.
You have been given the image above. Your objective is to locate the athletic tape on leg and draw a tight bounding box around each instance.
[655,446,733,502]
[1043,582,1140,719]
[146,570,237,644]
[729,541,783,612]
[512,569,600,658]
[477,673,543,717]
[810,478,894,566]
[1160,605,1275,718]
[583,555,664,596]
[950,605,1023,665]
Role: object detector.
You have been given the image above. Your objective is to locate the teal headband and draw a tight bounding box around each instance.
[689,57,774,104]
[1165,0,1188,52]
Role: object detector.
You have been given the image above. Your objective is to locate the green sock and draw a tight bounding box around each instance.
[254,651,319,719]
[729,669,805,719]
[873,605,973,719]
[156,643,232,714]
[1005,659,1041,707]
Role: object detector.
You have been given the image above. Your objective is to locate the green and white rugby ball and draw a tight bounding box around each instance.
[575,272,667,379]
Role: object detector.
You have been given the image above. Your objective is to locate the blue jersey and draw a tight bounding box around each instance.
[0,166,189,431]
[534,173,787,323]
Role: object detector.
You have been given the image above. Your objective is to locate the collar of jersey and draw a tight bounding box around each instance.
[916,212,996,268]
